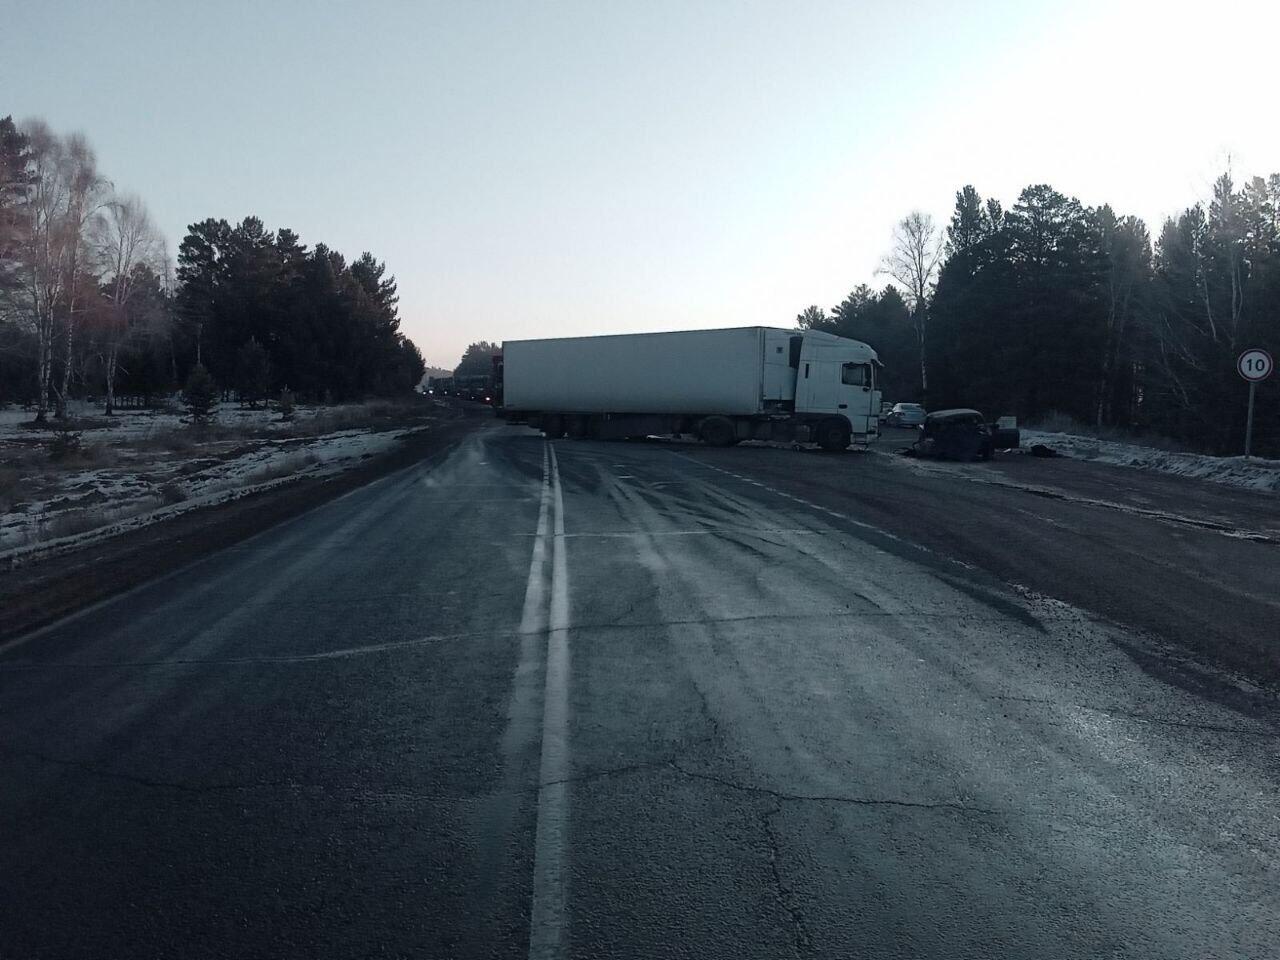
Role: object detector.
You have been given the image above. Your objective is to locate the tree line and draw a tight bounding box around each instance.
[0,115,425,421]
[453,340,501,378]
[799,173,1280,456]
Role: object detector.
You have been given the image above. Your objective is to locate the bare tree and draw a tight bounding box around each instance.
[10,122,109,421]
[878,211,943,392]
[15,120,68,423]
[93,193,161,414]
[52,133,108,418]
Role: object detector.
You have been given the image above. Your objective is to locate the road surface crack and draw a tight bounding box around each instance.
[538,759,669,789]
[762,797,815,958]
[668,761,998,816]
[0,742,295,794]
[1,610,1096,672]
[687,675,727,748]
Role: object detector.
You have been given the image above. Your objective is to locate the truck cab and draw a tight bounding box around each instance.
[791,331,882,440]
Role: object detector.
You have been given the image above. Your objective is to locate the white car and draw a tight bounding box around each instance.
[885,402,926,428]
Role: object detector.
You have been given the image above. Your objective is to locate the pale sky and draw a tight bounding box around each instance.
[4,0,1278,368]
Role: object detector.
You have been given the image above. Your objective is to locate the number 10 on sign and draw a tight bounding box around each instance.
[1238,349,1273,457]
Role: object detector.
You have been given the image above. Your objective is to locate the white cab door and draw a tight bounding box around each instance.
[836,360,879,435]
[794,348,840,415]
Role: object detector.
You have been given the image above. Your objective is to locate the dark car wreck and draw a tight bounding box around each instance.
[902,408,1020,461]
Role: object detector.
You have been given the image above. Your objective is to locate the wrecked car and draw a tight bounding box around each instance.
[903,409,1020,461]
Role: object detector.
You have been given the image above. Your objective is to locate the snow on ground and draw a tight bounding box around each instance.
[1022,430,1280,493]
[0,400,426,560]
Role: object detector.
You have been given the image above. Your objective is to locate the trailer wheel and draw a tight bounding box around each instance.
[543,414,565,439]
[699,416,737,447]
[816,419,850,452]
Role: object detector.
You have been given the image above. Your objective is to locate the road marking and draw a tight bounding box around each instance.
[517,446,552,637]
[475,441,567,949]
[512,527,822,539]
[417,497,542,503]
[418,483,532,488]
[528,443,572,959]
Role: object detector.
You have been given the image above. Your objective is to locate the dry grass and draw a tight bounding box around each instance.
[44,510,110,540]
[157,481,189,505]
[55,442,120,468]
[244,450,319,485]
[0,467,21,511]
[2,398,427,552]
[132,429,197,455]
[39,498,163,542]
[288,400,426,437]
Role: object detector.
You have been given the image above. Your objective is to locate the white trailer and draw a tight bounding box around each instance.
[500,327,882,450]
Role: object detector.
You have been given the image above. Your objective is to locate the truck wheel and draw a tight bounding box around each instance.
[817,419,850,451]
[543,414,565,439]
[699,416,736,447]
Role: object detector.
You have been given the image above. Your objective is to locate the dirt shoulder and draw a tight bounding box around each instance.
[0,408,483,643]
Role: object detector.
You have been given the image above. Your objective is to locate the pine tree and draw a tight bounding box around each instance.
[794,305,827,329]
[234,337,271,408]
[175,216,426,402]
[0,116,34,291]
[182,364,218,425]
[946,185,986,256]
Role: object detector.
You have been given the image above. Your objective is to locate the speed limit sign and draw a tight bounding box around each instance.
[1238,348,1273,457]
[1238,348,1273,382]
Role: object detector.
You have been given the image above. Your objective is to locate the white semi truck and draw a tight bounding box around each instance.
[499,327,882,450]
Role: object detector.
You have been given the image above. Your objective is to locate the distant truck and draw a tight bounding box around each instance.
[499,327,882,450]
[454,374,492,403]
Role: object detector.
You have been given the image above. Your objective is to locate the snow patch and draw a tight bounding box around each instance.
[1022,431,1280,493]
[0,425,425,561]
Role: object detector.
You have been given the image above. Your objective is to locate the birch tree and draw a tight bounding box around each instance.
[10,123,108,421]
[16,121,69,423]
[92,194,160,413]
[879,211,943,391]
[51,133,107,418]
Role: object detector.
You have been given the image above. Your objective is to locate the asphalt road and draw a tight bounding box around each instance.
[2,419,1278,958]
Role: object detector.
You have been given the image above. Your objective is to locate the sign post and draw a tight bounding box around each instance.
[1237,348,1274,457]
